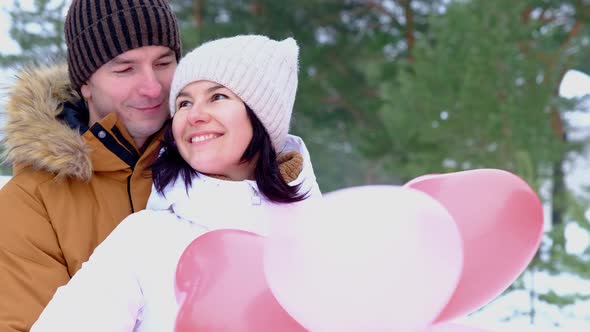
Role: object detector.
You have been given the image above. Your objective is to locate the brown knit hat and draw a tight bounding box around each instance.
[65,0,182,92]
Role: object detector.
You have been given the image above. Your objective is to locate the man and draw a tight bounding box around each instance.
[0,1,181,331]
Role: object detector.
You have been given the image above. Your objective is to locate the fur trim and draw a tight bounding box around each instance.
[277,151,303,183]
[1,63,92,181]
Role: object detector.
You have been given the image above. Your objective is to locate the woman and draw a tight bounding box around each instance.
[31,35,321,332]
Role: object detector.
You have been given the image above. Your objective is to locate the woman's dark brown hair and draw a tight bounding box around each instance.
[151,105,307,203]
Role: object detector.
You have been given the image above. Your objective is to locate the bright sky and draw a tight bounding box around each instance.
[0,2,22,55]
[561,70,590,99]
[1,2,590,331]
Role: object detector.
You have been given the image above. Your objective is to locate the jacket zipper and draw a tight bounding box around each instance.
[249,184,261,205]
[127,175,135,213]
[91,124,140,214]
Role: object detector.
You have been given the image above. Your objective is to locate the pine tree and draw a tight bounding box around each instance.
[378,0,590,324]
[0,0,68,66]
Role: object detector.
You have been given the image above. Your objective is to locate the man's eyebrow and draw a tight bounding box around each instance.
[156,50,176,60]
[109,57,134,65]
[109,50,176,65]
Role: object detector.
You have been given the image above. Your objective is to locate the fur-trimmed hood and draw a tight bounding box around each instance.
[1,63,92,180]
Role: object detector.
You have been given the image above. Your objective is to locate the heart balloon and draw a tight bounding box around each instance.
[264,185,463,332]
[422,322,490,332]
[174,229,306,332]
[405,169,543,322]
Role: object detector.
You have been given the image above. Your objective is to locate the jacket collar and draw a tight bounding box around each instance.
[146,135,315,215]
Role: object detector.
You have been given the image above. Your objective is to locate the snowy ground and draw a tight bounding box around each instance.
[459,272,590,331]
[0,175,9,188]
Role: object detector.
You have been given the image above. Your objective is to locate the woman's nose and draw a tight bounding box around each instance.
[186,103,212,124]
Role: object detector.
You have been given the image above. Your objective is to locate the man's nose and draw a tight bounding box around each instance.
[137,69,163,98]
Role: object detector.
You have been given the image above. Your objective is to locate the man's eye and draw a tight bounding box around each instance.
[157,61,172,68]
[113,67,132,74]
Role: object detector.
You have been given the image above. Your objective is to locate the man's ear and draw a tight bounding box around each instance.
[80,83,91,100]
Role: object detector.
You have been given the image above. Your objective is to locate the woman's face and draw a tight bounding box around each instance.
[172,80,256,180]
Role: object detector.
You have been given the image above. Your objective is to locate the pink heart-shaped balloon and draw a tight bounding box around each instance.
[265,185,464,332]
[175,229,306,332]
[422,321,490,332]
[405,169,543,322]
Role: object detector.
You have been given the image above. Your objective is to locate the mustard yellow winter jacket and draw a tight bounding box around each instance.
[0,64,165,332]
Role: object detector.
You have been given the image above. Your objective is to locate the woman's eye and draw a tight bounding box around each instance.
[177,100,191,110]
[212,93,228,101]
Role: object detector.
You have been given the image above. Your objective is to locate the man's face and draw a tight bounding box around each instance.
[81,45,177,148]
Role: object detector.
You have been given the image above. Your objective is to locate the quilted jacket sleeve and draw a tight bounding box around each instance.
[30,214,145,332]
[0,178,71,332]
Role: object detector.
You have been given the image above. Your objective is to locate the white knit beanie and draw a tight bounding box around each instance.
[169,34,299,153]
